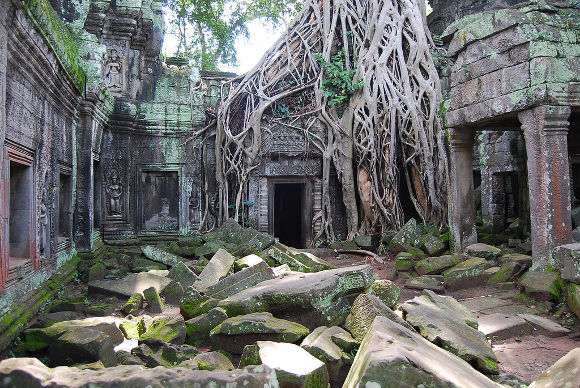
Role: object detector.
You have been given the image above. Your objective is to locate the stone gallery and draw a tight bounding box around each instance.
[0,0,579,387]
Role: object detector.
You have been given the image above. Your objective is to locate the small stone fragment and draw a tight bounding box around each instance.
[143,286,164,313]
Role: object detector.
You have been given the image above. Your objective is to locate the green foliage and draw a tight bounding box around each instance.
[163,0,302,70]
[314,49,363,105]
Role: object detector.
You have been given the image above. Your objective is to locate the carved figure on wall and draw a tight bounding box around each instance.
[105,49,123,91]
[38,173,49,257]
[106,171,123,217]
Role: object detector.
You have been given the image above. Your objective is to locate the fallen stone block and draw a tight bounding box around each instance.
[405,275,445,293]
[168,261,198,289]
[143,286,164,313]
[209,312,309,354]
[235,254,265,271]
[193,248,236,291]
[218,265,375,328]
[181,352,234,371]
[161,281,184,305]
[399,290,498,374]
[141,245,184,266]
[529,348,580,388]
[185,307,228,345]
[139,315,186,347]
[205,260,274,299]
[50,327,117,367]
[444,257,492,290]
[415,254,461,275]
[370,279,400,308]
[477,313,533,340]
[240,341,329,388]
[517,313,570,337]
[300,326,356,385]
[419,233,446,256]
[389,218,422,254]
[567,282,580,319]
[343,316,500,387]
[465,243,501,260]
[519,271,559,301]
[180,287,219,319]
[550,243,580,283]
[0,357,279,387]
[345,293,414,342]
[122,293,144,315]
[88,272,172,298]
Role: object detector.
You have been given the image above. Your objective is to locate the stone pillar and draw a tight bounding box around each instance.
[0,21,7,289]
[519,105,572,266]
[448,127,477,252]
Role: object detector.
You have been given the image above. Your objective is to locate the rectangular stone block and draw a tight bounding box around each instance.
[205,261,275,300]
[194,248,236,291]
[550,243,580,283]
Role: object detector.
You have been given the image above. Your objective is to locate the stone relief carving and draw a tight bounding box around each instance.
[104,49,123,92]
[38,174,49,257]
[105,170,124,217]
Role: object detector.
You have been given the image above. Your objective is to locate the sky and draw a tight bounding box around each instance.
[161,2,433,75]
[162,12,287,75]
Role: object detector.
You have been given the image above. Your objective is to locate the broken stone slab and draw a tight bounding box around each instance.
[139,315,186,347]
[465,243,502,260]
[529,347,580,388]
[399,290,498,374]
[183,352,234,371]
[122,293,143,315]
[395,252,414,272]
[193,248,236,291]
[202,219,276,256]
[234,254,265,271]
[25,317,125,352]
[405,275,445,293]
[263,244,309,272]
[272,264,291,277]
[180,287,219,319]
[343,316,501,387]
[186,307,228,345]
[488,261,525,284]
[119,317,148,340]
[168,261,198,289]
[517,313,571,337]
[419,233,446,256]
[129,257,167,272]
[0,358,279,387]
[209,312,309,354]
[50,327,117,367]
[88,272,172,298]
[414,254,461,275]
[141,245,184,267]
[205,260,275,300]
[143,286,164,313]
[300,326,356,384]
[345,293,414,342]
[284,245,336,271]
[550,243,580,283]
[161,281,184,305]
[389,218,422,254]
[34,311,85,328]
[218,265,376,328]
[499,253,532,267]
[567,282,580,319]
[370,279,400,308]
[460,297,512,313]
[444,257,493,290]
[241,341,329,388]
[519,270,559,301]
[477,313,533,340]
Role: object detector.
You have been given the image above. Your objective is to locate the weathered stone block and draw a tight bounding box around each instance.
[370,279,400,309]
[415,255,461,275]
[122,293,143,315]
[389,219,422,254]
[139,315,186,347]
[519,271,559,301]
[444,257,491,290]
[168,261,198,289]
[550,243,580,283]
[205,260,274,300]
[141,245,184,267]
[185,307,228,345]
[193,248,236,291]
[143,286,164,313]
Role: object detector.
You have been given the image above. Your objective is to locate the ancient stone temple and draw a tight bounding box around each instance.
[442,2,580,265]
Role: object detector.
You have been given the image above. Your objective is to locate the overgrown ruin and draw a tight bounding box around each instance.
[0,0,580,387]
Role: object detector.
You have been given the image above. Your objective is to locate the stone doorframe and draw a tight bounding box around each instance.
[448,105,573,266]
[267,177,313,248]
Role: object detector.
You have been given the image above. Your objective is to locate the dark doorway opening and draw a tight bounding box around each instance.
[58,173,72,242]
[274,183,304,248]
[9,161,33,267]
[398,167,421,222]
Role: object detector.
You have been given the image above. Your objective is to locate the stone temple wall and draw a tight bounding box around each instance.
[0,0,111,312]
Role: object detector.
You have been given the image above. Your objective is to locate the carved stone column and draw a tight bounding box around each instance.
[448,127,477,252]
[0,21,7,289]
[519,105,572,267]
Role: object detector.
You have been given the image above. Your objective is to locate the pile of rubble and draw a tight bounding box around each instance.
[0,220,578,387]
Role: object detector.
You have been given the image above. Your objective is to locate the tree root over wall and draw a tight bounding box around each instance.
[197,0,448,242]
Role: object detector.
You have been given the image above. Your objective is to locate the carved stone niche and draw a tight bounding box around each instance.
[137,167,182,234]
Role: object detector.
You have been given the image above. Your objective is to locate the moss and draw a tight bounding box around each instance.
[22,0,86,92]
[197,360,212,370]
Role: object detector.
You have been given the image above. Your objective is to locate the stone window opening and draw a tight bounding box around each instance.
[7,159,34,285]
[57,171,72,246]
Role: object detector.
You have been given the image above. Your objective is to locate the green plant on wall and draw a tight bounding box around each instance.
[314,48,363,106]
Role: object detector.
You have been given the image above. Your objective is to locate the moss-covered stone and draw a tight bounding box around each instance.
[370,279,400,309]
[443,257,490,290]
[566,282,580,320]
[185,307,228,345]
[180,287,219,319]
[122,293,143,315]
[139,315,186,346]
[415,255,461,275]
[143,286,164,313]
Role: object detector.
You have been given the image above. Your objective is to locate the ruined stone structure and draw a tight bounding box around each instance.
[444,2,580,265]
